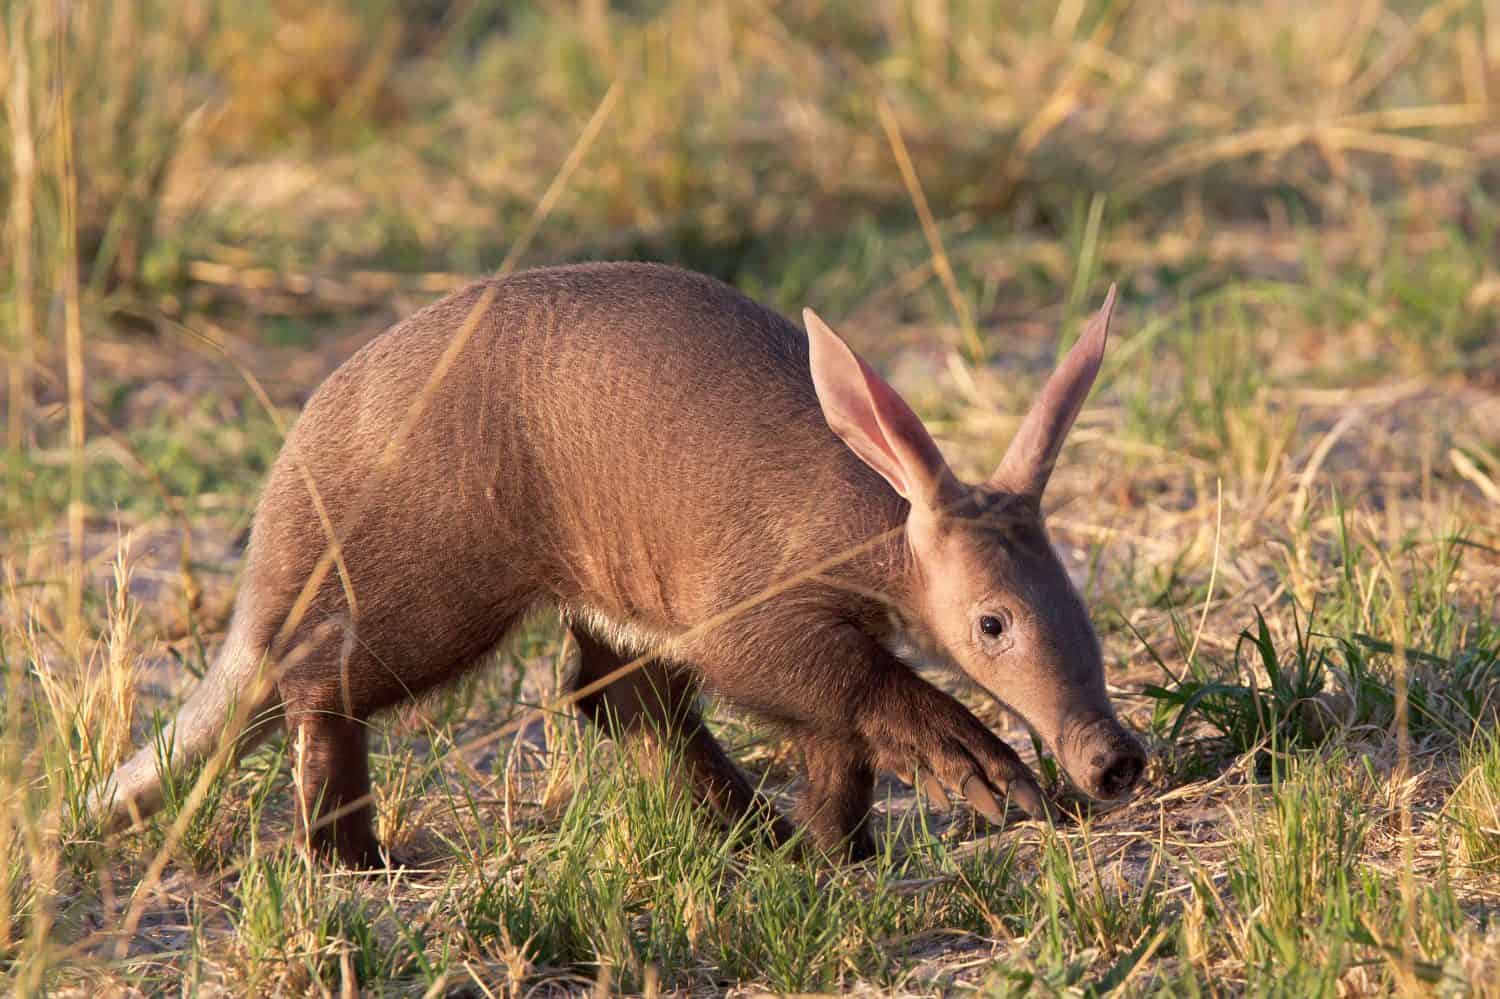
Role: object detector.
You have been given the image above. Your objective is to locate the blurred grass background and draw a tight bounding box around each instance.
[7,1,1500,327]
[2,1,1500,994]
[6,0,1499,537]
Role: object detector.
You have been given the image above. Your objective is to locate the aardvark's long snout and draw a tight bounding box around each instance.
[1059,713,1147,800]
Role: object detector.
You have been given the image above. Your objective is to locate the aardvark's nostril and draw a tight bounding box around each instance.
[1094,751,1144,798]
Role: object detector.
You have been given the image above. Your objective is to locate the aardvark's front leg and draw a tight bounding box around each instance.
[853,659,1053,825]
[684,620,1051,856]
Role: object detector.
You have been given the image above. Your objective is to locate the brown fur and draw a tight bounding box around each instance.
[98,262,1143,865]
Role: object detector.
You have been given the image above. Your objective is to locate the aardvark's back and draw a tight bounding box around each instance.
[253,261,895,663]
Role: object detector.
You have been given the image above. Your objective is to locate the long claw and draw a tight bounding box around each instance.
[959,774,1007,824]
[1008,777,1054,823]
[919,772,951,810]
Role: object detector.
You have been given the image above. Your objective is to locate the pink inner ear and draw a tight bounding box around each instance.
[804,308,949,505]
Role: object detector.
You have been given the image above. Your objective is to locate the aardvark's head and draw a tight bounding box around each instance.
[804,288,1146,802]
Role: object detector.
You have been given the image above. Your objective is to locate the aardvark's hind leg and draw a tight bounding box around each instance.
[798,732,876,860]
[285,707,383,867]
[569,628,794,846]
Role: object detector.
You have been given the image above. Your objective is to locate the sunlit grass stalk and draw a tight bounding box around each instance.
[0,566,23,959]
[53,5,86,649]
[1384,489,1419,992]
[5,7,36,453]
[2,589,65,995]
[32,538,139,818]
[875,96,982,363]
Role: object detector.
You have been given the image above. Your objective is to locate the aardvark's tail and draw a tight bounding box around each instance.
[92,612,282,832]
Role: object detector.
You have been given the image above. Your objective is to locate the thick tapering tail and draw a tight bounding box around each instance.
[91,613,282,832]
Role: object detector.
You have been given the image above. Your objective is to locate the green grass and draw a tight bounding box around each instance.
[3,0,1500,994]
[1450,731,1500,876]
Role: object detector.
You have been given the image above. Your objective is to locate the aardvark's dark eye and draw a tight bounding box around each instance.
[979,614,1006,638]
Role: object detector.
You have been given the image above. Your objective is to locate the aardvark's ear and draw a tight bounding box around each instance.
[989,284,1116,499]
[804,307,951,508]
